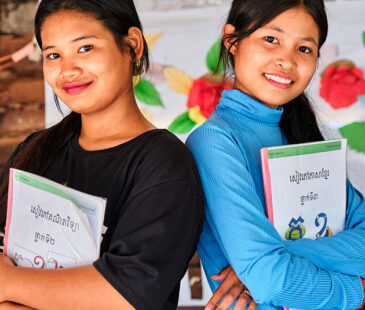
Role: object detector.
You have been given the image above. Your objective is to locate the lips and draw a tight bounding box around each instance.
[264,73,294,89]
[62,82,92,95]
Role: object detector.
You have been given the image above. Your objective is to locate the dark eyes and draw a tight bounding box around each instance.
[265,36,312,54]
[298,46,311,54]
[45,45,93,60]
[265,36,278,44]
[47,53,60,60]
[79,45,93,53]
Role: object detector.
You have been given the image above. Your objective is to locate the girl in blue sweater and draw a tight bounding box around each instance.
[187,0,365,309]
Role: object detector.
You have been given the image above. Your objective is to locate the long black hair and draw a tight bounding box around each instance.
[220,0,327,143]
[0,0,149,229]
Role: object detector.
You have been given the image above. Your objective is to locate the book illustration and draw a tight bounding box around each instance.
[13,253,34,268]
[46,251,76,269]
[11,244,77,269]
[285,217,306,241]
[13,244,43,268]
[315,213,333,239]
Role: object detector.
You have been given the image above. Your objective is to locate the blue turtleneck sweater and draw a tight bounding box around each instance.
[186,89,365,309]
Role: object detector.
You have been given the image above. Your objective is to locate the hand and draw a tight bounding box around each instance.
[205,265,257,310]
[0,255,15,303]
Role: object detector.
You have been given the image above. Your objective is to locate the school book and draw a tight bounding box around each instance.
[261,139,347,241]
[261,139,347,310]
[4,168,106,269]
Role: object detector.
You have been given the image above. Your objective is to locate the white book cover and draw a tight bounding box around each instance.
[261,139,347,241]
[261,139,347,309]
[4,169,106,269]
[261,139,347,310]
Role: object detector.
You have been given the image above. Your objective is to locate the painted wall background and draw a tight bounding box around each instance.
[44,3,365,305]
[1,0,365,307]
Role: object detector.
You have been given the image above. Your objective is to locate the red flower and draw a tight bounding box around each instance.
[187,78,232,119]
[320,65,365,109]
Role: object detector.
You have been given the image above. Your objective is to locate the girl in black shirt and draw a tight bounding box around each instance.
[0,1,203,309]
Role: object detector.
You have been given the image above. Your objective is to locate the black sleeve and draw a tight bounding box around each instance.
[93,135,204,310]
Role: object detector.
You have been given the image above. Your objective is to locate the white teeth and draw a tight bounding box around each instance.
[265,74,293,85]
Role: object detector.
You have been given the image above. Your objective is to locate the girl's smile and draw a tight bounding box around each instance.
[264,73,294,89]
[224,6,319,109]
[62,81,93,95]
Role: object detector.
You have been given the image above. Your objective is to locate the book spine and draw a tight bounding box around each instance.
[4,168,14,255]
[260,148,274,225]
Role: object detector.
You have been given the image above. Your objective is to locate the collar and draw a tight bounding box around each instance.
[217,89,284,125]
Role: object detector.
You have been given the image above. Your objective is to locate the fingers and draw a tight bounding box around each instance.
[247,299,258,310]
[211,265,232,282]
[207,269,242,309]
[232,292,251,310]
[217,285,245,310]
[205,283,244,310]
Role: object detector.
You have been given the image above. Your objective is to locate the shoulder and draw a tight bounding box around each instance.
[186,116,238,158]
[139,129,193,165]
[133,130,200,186]
[141,129,189,154]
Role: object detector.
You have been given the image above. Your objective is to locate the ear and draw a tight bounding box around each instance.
[125,27,144,61]
[222,24,237,55]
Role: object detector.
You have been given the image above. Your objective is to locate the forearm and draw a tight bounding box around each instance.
[284,228,365,277]
[201,207,363,309]
[4,264,134,310]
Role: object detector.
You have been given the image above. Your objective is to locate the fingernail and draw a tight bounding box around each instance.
[205,307,212,310]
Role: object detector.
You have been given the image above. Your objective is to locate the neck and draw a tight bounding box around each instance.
[78,89,155,151]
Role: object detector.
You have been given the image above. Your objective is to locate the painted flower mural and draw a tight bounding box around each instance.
[133,32,164,110]
[164,40,233,134]
[340,122,365,155]
[320,60,365,109]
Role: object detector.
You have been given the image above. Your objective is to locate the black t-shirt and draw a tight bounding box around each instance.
[1,129,204,310]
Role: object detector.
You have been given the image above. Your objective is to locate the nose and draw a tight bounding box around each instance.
[60,58,82,80]
[275,49,297,71]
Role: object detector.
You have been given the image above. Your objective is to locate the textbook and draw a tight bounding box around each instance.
[261,139,347,241]
[261,139,347,310]
[4,169,106,269]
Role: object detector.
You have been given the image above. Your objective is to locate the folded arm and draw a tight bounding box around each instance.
[0,256,134,310]
[187,126,364,309]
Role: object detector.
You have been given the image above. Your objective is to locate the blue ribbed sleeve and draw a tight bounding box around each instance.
[186,90,365,310]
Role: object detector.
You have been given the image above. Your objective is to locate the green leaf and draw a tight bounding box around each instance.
[339,122,365,154]
[206,39,223,76]
[168,112,196,134]
[363,31,365,47]
[134,79,163,107]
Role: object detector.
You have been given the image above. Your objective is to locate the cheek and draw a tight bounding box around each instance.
[237,45,269,73]
[43,65,59,87]
[300,60,317,84]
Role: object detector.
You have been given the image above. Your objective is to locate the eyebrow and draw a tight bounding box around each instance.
[42,35,99,51]
[266,26,318,46]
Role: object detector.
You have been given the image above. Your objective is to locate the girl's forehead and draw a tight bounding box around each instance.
[41,10,111,45]
[259,7,319,43]
[42,10,102,35]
